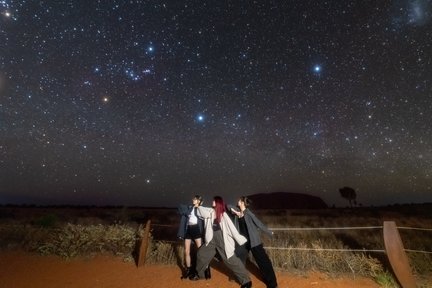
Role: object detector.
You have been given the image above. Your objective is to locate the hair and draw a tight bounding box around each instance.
[193,195,203,205]
[239,196,252,207]
[213,196,225,223]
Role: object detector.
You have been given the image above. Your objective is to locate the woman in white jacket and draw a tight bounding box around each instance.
[190,196,252,288]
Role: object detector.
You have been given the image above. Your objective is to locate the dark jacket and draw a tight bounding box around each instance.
[177,204,204,239]
[228,205,273,248]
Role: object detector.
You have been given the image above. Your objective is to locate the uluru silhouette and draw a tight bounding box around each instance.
[247,192,327,209]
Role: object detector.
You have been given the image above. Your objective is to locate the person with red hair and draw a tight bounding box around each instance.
[190,196,252,288]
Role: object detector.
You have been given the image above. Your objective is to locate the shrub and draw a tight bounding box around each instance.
[34,223,142,260]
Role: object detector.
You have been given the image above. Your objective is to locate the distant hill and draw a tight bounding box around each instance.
[247,192,328,209]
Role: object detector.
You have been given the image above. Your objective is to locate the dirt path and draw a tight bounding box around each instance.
[0,251,382,288]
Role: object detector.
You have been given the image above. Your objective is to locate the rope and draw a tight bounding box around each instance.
[155,240,179,244]
[269,226,383,231]
[150,224,432,232]
[155,240,432,255]
[148,224,432,255]
[405,249,432,254]
[263,247,386,253]
[151,224,176,227]
[397,226,432,232]
[263,247,432,254]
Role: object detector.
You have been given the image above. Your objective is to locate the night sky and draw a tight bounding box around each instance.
[1,1,431,207]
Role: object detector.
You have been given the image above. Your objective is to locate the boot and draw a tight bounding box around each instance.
[204,266,211,279]
[189,272,200,281]
[181,267,191,279]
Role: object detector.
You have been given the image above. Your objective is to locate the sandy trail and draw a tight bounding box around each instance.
[0,250,384,288]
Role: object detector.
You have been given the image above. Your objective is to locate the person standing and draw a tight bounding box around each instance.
[229,196,278,288]
[177,195,205,279]
[191,196,252,288]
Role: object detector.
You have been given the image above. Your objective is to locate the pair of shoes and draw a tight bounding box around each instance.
[181,267,191,279]
[240,281,252,288]
[189,273,200,281]
[204,266,211,279]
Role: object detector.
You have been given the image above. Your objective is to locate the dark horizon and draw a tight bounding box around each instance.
[1,190,431,209]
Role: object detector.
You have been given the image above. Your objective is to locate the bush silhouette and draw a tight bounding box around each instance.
[339,186,357,208]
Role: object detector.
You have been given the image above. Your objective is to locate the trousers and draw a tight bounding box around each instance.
[237,243,278,288]
[196,229,250,285]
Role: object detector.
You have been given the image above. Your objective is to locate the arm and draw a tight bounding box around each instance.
[177,204,189,216]
[196,206,213,219]
[223,213,247,246]
[227,204,242,218]
[176,205,189,239]
[245,209,273,237]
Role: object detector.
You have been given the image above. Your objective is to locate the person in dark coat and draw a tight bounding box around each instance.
[229,196,278,288]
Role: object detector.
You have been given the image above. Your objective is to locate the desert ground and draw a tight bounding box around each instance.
[1,205,431,287]
[0,250,382,288]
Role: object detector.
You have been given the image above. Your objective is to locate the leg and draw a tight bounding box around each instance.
[213,230,251,285]
[194,237,210,278]
[235,244,249,264]
[194,237,202,248]
[184,239,192,268]
[195,241,216,279]
[251,244,278,288]
[195,237,212,279]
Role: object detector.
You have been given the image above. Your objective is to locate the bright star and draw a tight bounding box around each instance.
[313,65,321,73]
[196,114,205,122]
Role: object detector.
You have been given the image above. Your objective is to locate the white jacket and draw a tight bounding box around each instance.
[197,206,247,259]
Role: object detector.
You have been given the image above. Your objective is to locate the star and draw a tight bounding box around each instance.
[2,0,431,208]
[196,114,205,122]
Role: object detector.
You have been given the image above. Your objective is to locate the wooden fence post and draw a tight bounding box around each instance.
[137,219,151,267]
[383,221,417,288]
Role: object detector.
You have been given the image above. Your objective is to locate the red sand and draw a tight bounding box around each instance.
[0,250,383,288]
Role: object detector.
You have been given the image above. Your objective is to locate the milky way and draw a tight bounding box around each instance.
[1,1,431,206]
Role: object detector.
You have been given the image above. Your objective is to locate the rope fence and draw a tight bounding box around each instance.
[404,249,432,254]
[149,223,432,255]
[268,226,383,231]
[397,226,432,232]
[269,225,432,255]
[143,221,432,287]
[263,247,386,253]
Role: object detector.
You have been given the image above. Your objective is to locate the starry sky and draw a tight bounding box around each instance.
[1,0,432,207]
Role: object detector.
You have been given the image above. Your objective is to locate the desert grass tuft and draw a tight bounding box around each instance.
[374,271,400,288]
[33,223,141,259]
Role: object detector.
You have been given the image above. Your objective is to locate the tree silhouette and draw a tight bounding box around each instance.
[339,186,357,207]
